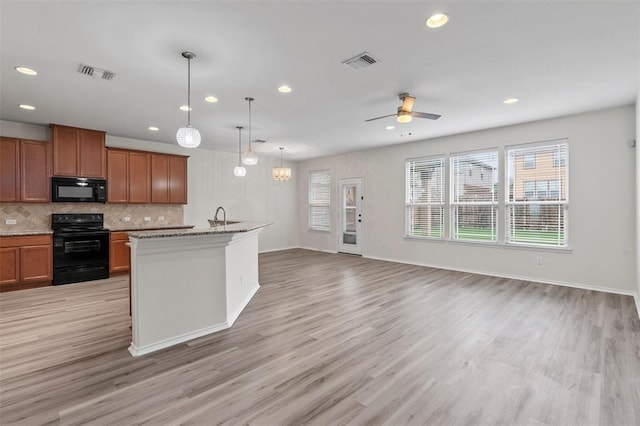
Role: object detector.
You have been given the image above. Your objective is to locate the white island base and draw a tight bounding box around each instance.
[127,224,268,356]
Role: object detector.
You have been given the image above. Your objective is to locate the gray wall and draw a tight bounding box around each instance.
[298,105,637,294]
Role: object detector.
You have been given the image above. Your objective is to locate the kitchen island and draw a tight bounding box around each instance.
[127,222,271,356]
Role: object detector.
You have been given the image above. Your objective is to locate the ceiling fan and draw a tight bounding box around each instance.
[365,93,441,123]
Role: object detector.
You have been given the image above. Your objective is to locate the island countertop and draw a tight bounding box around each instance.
[127,221,271,239]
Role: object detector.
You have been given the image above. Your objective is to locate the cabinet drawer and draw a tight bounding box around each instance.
[1,235,52,248]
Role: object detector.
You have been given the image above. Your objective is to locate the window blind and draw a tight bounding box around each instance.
[309,171,331,231]
[450,150,498,242]
[506,141,568,247]
[406,157,444,238]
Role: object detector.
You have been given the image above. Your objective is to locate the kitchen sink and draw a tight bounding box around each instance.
[208,219,241,227]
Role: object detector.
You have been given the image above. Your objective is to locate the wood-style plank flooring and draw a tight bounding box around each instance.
[1,249,639,425]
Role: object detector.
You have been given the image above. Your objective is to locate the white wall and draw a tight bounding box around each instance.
[298,105,637,294]
[0,120,298,252]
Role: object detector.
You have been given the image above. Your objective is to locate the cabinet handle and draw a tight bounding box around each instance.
[124,242,131,247]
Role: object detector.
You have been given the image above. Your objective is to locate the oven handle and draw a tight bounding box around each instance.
[54,231,109,238]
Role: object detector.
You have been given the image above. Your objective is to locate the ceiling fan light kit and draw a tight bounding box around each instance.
[176,51,201,148]
[366,92,441,124]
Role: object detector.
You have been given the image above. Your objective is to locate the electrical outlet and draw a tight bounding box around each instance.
[144,217,151,221]
[536,256,543,266]
[5,219,17,225]
[158,216,165,221]
[122,216,131,222]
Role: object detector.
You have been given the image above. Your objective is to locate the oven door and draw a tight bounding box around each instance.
[53,231,109,271]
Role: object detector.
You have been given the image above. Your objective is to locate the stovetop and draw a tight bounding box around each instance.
[51,213,106,232]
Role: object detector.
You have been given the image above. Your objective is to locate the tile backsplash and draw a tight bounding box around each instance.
[0,203,184,231]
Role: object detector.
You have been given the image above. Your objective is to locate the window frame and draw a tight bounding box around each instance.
[505,140,569,249]
[308,170,331,232]
[449,149,499,244]
[405,155,445,240]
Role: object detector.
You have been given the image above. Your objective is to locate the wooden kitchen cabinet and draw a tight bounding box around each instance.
[107,148,151,203]
[107,149,129,203]
[0,137,50,203]
[0,235,52,290]
[109,231,131,273]
[51,124,106,178]
[151,153,188,204]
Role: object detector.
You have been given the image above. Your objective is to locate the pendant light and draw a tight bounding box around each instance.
[234,126,247,177]
[176,51,201,148]
[272,147,291,182]
[241,97,258,165]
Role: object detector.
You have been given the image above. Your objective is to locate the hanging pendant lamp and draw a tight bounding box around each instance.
[241,97,258,165]
[176,51,201,148]
[272,147,291,182]
[234,126,247,177]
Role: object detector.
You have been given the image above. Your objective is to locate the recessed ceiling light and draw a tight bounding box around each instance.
[278,85,292,93]
[148,126,159,131]
[19,104,35,110]
[15,66,38,76]
[385,125,395,130]
[204,96,218,103]
[503,98,519,104]
[179,105,192,111]
[426,13,449,28]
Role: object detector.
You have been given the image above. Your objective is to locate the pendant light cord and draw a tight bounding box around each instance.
[248,99,252,149]
[238,127,242,165]
[187,57,191,126]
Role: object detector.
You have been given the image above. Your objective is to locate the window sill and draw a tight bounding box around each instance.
[308,228,331,233]
[503,243,572,253]
[404,235,446,242]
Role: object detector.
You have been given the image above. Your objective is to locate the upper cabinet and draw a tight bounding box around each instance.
[151,153,187,204]
[109,149,186,204]
[51,124,106,178]
[0,137,50,203]
[107,149,151,204]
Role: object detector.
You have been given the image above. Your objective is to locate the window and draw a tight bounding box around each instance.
[450,150,498,242]
[523,153,536,169]
[406,157,444,238]
[506,141,568,247]
[309,170,331,231]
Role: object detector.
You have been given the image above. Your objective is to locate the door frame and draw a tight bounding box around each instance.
[337,177,363,255]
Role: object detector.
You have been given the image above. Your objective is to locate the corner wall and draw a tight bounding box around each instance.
[298,105,637,294]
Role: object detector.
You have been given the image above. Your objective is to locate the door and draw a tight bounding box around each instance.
[338,177,362,255]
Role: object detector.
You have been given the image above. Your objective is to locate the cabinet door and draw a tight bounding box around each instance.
[169,156,187,204]
[20,140,50,202]
[0,247,20,286]
[20,245,52,283]
[0,137,20,202]
[107,150,129,203]
[52,125,79,176]
[129,151,151,203]
[151,154,170,203]
[79,129,106,178]
[109,235,130,273]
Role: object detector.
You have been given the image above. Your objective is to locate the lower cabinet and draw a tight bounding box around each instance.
[109,232,131,273]
[0,235,53,289]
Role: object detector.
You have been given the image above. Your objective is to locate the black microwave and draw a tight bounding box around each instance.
[51,177,107,203]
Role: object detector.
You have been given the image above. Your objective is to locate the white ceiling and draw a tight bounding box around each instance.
[1,1,638,161]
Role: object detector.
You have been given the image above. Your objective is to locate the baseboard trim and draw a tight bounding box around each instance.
[635,293,640,321]
[129,320,230,357]
[227,283,260,327]
[259,246,298,254]
[297,246,338,254]
[364,254,638,298]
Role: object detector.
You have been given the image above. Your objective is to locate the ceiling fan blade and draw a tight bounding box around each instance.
[400,95,416,112]
[365,113,397,122]
[410,111,442,120]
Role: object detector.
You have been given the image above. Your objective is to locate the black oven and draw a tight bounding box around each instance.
[52,177,107,203]
[52,214,110,285]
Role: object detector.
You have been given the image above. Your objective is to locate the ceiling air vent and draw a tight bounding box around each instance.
[77,64,116,81]
[342,52,380,70]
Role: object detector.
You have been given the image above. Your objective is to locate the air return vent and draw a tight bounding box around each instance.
[77,64,116,81]
[342,52,380,70]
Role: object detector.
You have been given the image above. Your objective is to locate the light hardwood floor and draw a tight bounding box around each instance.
[1,249,639,425]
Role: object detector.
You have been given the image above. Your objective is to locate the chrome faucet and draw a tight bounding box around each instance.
[214,206,226,226]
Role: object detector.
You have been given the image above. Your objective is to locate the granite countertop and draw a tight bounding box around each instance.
[0,230,53,237]
[128,222,272,239]
[108,224,195,232]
